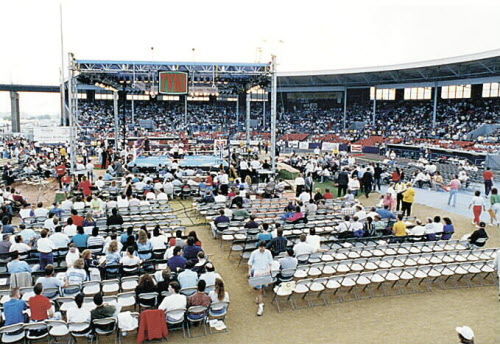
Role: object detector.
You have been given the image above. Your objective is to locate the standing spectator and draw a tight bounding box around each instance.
[294,173,305,197]
[483,167,494,196]
[248,241,273,316]
[469,191,485,225]
[489,188,499,226]
[401,183,415,216]
[373,163,383,191]
[447,175,461,208]
[362,170,373,198]
[37,229,56,269]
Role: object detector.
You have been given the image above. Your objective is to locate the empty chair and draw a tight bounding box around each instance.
[0,323,26,344]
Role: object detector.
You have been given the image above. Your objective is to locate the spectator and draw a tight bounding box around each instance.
[107,208,124,226]
[7,250,31,273]
[168,246,187,271]
[468,222,488,248]
[71,209,84,227]
[158,281,186,322]
[3,288,27,325]
[50,225,70,249]
[29,283,60,321]
[66,258,88,285]
[9,235,31,254]
[392,214,407,237]
[183,237,202,263]
[441,217,455,240]
[90,293,116,329]
[199,263,221,286]
[469,191,485,225]
[208,278,230,304]
[266,228,288,256]
[71,226,89,249]
[37,229,56,269]
[401,182,415,216]
[65,244,80,268]
[177,262,199,290]
[135,274,158,307]
[63,218,77,236]
[66,293,91,323]
[293,234,314,256]
[188,279,211,311]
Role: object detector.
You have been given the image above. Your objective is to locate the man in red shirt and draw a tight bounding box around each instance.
[323,188,334,199]
[55,163,67,189]
[483,167,494,196]
[70,209,85,227]
[29,283,56,321]
[78,176,93,197]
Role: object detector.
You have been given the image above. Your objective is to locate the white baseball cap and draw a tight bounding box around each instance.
[456,326,474,340]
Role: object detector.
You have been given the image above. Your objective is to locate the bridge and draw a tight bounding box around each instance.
[0,84,60,133]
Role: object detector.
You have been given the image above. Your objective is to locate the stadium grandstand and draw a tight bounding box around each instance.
[0,2,499,344]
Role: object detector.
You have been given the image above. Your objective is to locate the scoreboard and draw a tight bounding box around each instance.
[158,71,188,95]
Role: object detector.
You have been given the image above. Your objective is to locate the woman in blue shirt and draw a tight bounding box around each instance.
[441,217,455,240]
[136,229,152,260]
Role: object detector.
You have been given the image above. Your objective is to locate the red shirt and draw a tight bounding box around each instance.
[62,175,72,184]
[29,295,52,321]
[79,180,92,196]
[483,170,493,181]
[323,192,334,199]
[55,165,67,176]
[71,215,85,227]
[392,171,400,181]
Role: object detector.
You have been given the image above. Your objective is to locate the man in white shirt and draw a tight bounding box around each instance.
[337,215,352,233]
[248,241,273,316]
[60,199,73,211]
[9,235,31,253]
[294,174,305,197]
[134,179,146,192]
[63,219,77,237]
[408,219,426,236]
[145,192,156,200]
[116,195,129,208]
[50,226,71,248]
[34,203,49,218]
[306,229,321,252]
[158,282,187,322]
[214,193,227,203]
[128,196,140,206]
[19,205,33,220]
[43,214,57,231]
[95,177,105,190]
[353,205,367,221]
[37,229,56,269]
[293,234,314,256]
[157,189,169,200]
[298,191,311,204]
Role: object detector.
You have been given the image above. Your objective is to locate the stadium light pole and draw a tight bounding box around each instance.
[59,2,66,126]
[67,53,76,174]
[270,55,277,174]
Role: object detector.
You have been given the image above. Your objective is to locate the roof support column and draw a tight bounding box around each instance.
[372,87,376,125]
[432,82,438,128]
[343,87,347,130]
[246,92,251,147]
[270,55,277,173]
[10,91,20,133]
[235,97,239,128]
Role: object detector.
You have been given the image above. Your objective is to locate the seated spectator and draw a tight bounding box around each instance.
[71,209,84,227]
[156,269,172,298]
[120,246,141,272]
[192,251,208,274]
[278,249,298,279]
[323,188,334,200]
[87,227,105,248]
[468,222,488,247]
[107,208,124,226]
[7,250,31,273]
[34,202,49,218]
[29,283,60,321]
[183,237,202,263]
[266,228,287,256]
[83,213,96,227]
[168,247,187,271]
[36,264,65,293]
[158,281,186,322]
[63,218,77,237]
[199,263,221,287]
[232,204,250,219]
[71,226,89,249]
[408,219,426,237]
[177,262,199,290]
[188,280,211,312]
[103,240,121,273]
[168,230,186,248]
[50,225,70,249]
[286,206,305,223]
[66,293,91,323]
[66,258,88,285]
[188,231,202,247]
[9,235,31,254]
[376,205,396,220]
[120,227,134,245]
[392,214,407,237]
[65,244,80,268]
[257,224,272,242]
[90,293,116,330]
[136,229,153,260]
[306,228,321,252]
[135,273,158,307]
[19,223,37,243]
[441,217,455,240]
[3,288,27,325]
[150,226,167,250]
[208,278,230,305]
[244,215,259,229]
[293,234,314,256]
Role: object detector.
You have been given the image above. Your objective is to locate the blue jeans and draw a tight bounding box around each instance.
[448,189,458,207]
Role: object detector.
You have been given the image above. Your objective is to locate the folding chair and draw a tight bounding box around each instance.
[137,292,158,311]
[0,323,26,344]
[166,308,187,338]
[101,279,120,295]
[24,322,49,344]
[120,276,139,291]
[186,306,208,338]
[117,291,136,310]
[92,317,117,344]
[82,281,101,297]
[207,301,230,333]
[46,320,70,344]
[117,312,139,344]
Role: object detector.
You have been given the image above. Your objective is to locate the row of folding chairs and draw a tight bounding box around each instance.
[271,259,496,311]
[286,248,496,280]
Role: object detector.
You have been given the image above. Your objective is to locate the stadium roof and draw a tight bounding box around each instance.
[277,49,500,90]
[74,58,271,93]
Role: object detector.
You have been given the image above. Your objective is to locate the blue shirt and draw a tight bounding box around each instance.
[168,255,187,271]
[183,245,202,261]
[137,241,152,260]
[177,269,198,289]
[7,260,31,273]
[49,207,64,217]
[3,298,27,325]
[2,224,14,234]
[72,234,89,248]
[376,208,396,219]
[19,228,38,242]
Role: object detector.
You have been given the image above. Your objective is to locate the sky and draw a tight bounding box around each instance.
[0,0,499,115]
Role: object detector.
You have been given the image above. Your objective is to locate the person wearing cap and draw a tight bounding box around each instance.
[248,241,273,316]
[456,326,474,344]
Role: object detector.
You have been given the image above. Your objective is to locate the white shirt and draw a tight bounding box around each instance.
[34,208,49,218]
[37,237,56,253]
[44,218,56,230]
[298,192,311,203]
[354,210,367,221]
[157,192,168,200]
[9,242,31,253]
[470,196,485,207]
[294,177,305,186]
[145,192,156,200]
[158,294,187,321]
[409,225,426,236]
[214,195,227,203]
[19,208,32,219]
[306,235,321,252]
[120,255,141,266]
[50,232,71,248]
[66,307,91,323]
[64,224,77,237]
[65,250,80,268]
[293,242,314,256]
[150,235,167,250]
[248,248,273,274]
[117,198,129,208]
